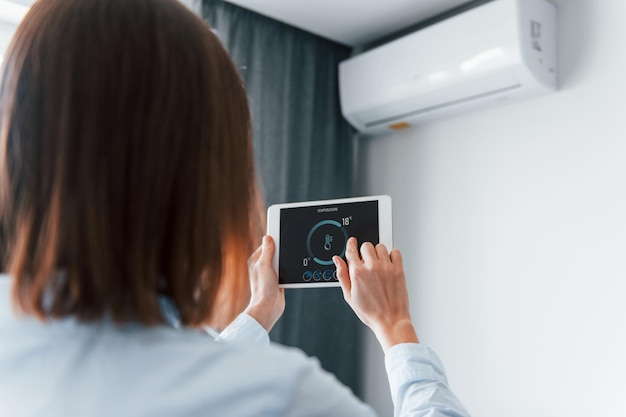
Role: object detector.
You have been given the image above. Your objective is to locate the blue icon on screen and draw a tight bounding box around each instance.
[302,271,313,282]
[313,270,322,281]
[323,270,334,280]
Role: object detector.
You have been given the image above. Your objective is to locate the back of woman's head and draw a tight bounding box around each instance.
[0,0,261,327]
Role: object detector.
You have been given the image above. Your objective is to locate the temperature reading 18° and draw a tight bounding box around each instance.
[342,216,353,226]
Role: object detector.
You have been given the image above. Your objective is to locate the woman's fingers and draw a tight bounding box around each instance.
[375,243,390,263]
[248,245,262,266]
[360,242,378,265]
[259,235,274,265]
[344,237,361,265]
[333,255,351,301]
[248,236,274,271]
[245,235,284,332]
[390,248,403,266]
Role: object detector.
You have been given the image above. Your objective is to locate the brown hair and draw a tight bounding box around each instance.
[0,0,262,328]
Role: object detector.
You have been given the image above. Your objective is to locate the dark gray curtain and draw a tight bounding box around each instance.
[201,0,364,395]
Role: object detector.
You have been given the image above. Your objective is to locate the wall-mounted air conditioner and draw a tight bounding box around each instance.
[339,0,557,135]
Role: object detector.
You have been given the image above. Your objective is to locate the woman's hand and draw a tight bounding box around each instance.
[333,237,419,352]
[244,236,285,332]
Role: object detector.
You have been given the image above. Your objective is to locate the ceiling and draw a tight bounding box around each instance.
[2,0,478,47]
[224,0,476,47]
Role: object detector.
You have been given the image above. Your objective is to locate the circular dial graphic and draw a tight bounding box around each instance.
[306,220,349,266]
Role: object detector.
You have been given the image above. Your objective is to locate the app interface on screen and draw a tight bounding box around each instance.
[279,200,379,285]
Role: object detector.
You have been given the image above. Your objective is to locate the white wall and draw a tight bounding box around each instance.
[358,0,626,416]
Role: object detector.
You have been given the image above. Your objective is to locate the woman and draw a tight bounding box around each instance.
[0,0,470,416]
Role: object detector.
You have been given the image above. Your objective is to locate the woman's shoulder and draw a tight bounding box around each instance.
[0,300,320,416]
[1,277,371,417]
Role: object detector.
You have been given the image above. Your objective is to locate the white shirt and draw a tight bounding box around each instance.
[0,277,470,417]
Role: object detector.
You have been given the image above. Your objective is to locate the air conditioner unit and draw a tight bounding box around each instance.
[338,0,557,135]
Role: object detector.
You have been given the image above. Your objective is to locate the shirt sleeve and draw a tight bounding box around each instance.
[213,313,270,345]
[385,343,471,417]
[217,317,470,417]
